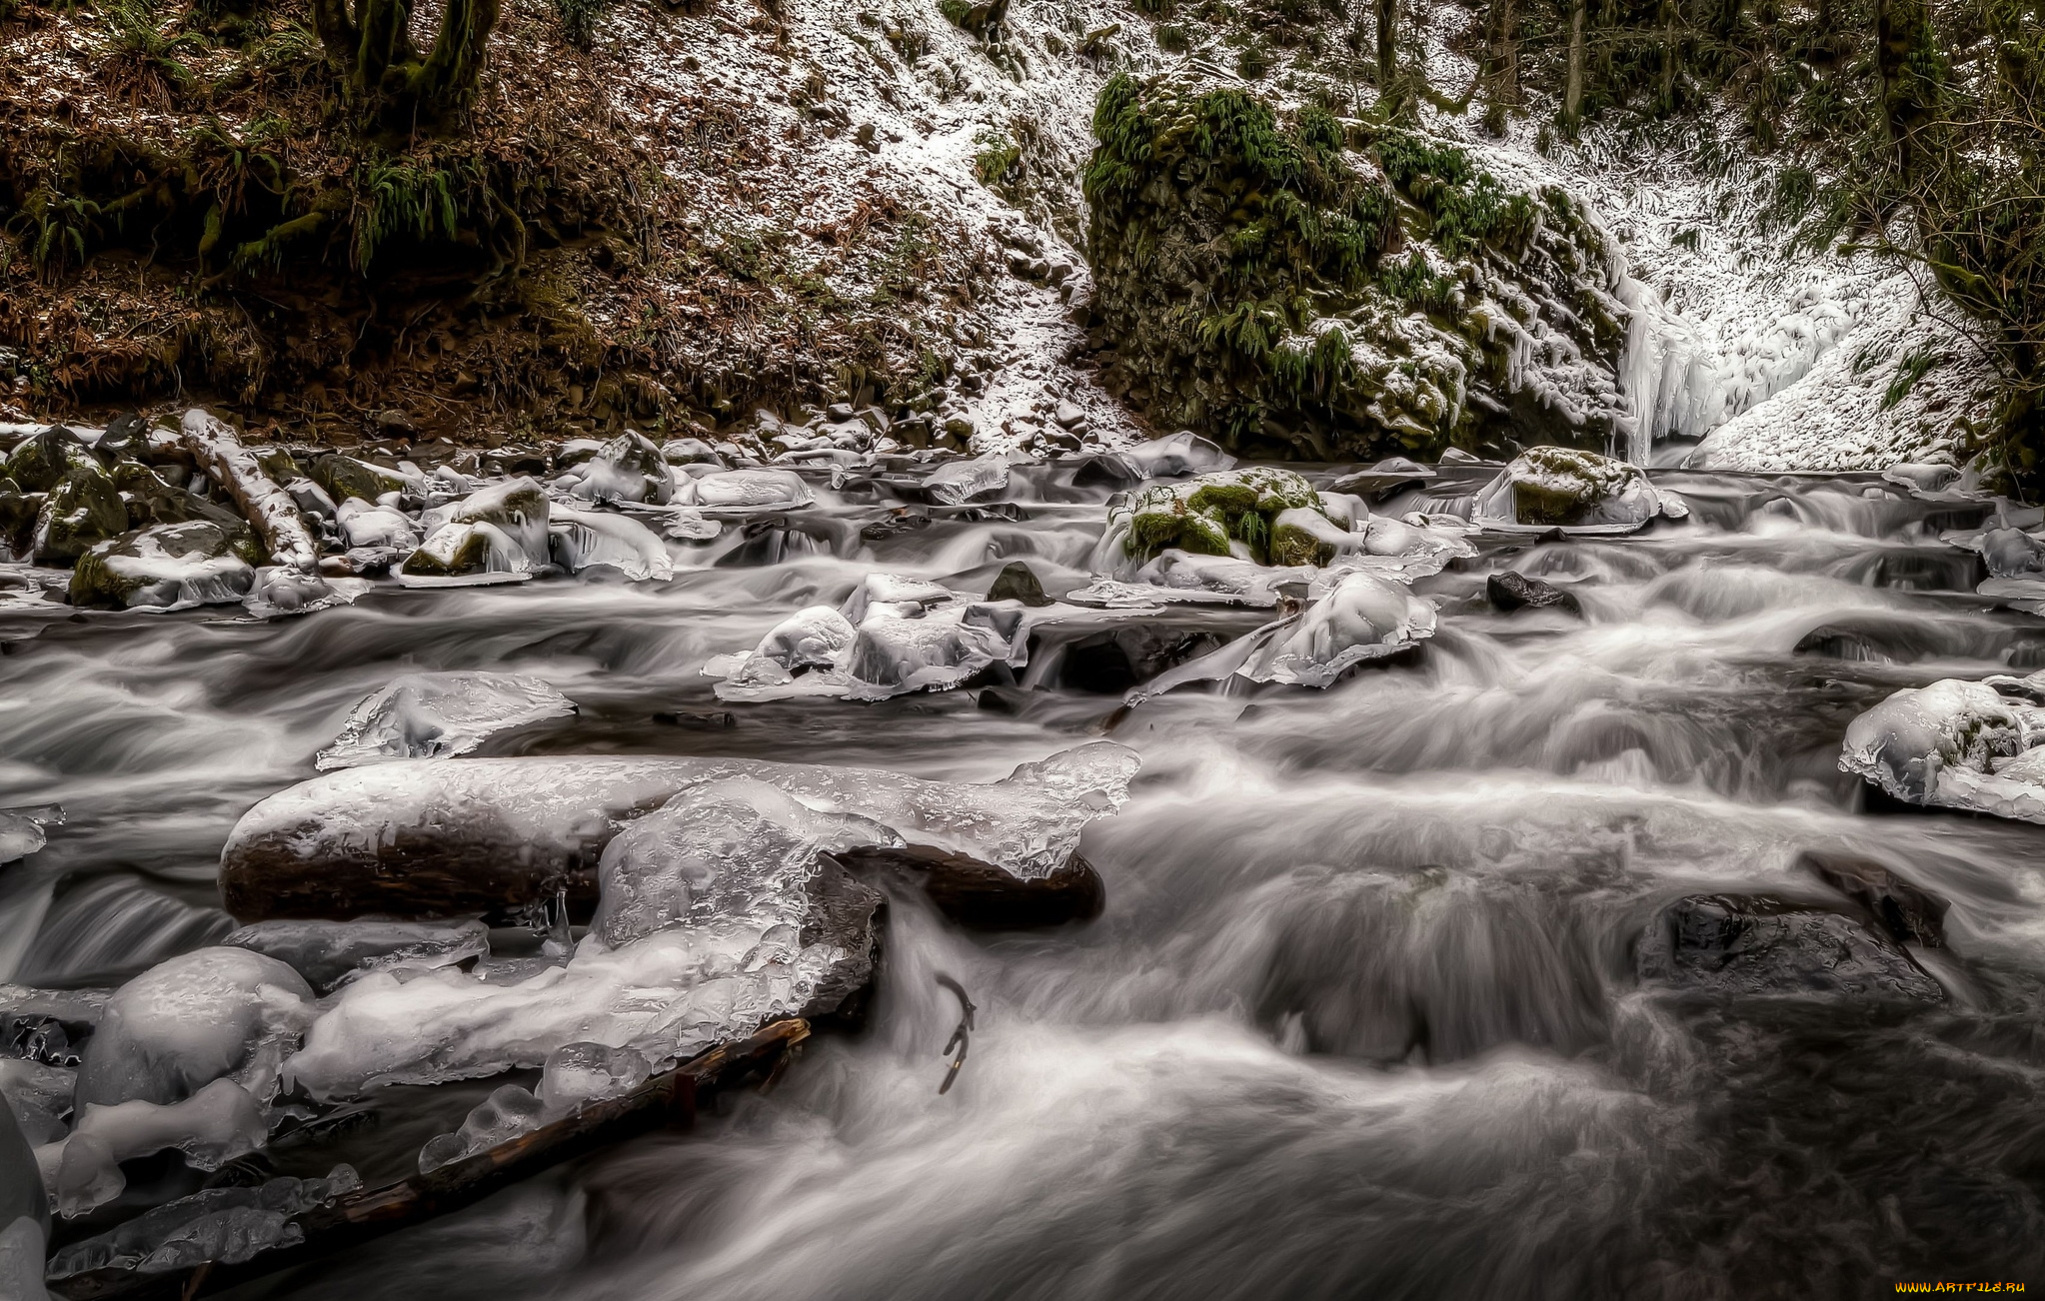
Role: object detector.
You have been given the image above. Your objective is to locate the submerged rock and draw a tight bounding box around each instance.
[1637,894,1943,1003]
[986,560,1053,606]
[1487,570,1583,615]
[70,521,258,610]
[316,672,577,770]
[1796,851,1948,949]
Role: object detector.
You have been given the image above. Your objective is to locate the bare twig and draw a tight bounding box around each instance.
[935,973,975,1096]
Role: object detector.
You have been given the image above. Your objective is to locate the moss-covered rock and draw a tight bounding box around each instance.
[400,521,532,581]
[311,454,414,504]
[111,461,241,531]
[5,427,101,494]
[0,481,37,560]
[1083,75,1632,461]
[443,477,551,565]
[71,521,259,609]
[35,465,129,563]
[1113,468,1327,566]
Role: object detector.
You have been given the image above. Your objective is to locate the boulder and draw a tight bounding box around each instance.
[70,521,259,610]
[1105,468,1328,569]
[1636,894,1943,1003]
[310,454,413,505]
[986,560,1053,606]
[400,521,534,583]
[94,411,149,462]
[219,747,1138,925]
[315,671,577,770]
[1472,447,1683,533]
[1839,676,2045,822]
[36,464,128,562]
[0,482,36,559]
[431,477,551,566]
[4,425,99,493]
[561,432,672,504]
[1487,570,1582,615]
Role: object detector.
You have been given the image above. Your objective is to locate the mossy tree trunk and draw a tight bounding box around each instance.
[313,0,500,128]
[1562,0,1587,137]
[1656,0,1681,111]
[1873,0,1933,189]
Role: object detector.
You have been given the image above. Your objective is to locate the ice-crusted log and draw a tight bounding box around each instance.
[179,412,319,572]
[219,746,1138,925]
[44,1020,810,1301]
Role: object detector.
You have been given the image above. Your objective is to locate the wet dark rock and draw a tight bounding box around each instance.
[95,413,150,461]
[1637,894,1944,1003]
[832,844,1104,930]
[797,856,886,1026]
[651,710,737,729]
[1487,571,1582,616]
[37,463,130,563]
[1797,851,1948,948]
[0,484,36,558]
[986,560,1053,606]
[860,510,932,541]
[1035,625,1233,694]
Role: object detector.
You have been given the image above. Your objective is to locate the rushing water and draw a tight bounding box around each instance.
[6,461,2045,1297]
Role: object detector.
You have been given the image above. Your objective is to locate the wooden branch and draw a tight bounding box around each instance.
[49,1019,811,1301]
[178,411,320,573]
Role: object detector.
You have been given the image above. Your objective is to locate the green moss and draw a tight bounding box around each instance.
[1119,468,1325,564]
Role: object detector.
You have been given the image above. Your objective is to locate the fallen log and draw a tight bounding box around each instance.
[46,1019,811,1301]
[179,411,320,572]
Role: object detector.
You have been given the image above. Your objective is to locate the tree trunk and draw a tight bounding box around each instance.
[1376,0,1400,112]
[1485,0,1519,103]
[1874,0,1931,187]
[310,0,499,128]
[1658,0,1681,111]
[1563,0,1587,137]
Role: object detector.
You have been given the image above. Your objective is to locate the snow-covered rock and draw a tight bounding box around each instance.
[558,431,673,505]
[547,504,675,581]
[315,672,576,770]
[674,468,814,512]
[1470,447,1687,534]
[69,522,256,611]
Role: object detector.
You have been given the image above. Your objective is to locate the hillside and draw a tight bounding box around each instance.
[0,0,2009,470]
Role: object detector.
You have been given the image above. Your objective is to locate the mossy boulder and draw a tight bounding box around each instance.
[0,481,37,559]
[1083,75,1631,461]
[36,465,129,563]
[5,427,101,494]
[71,521,259,609]
[311,454,413,504]
[400,521,531,581]
[111,461,241,531]
[443,477,551,565]
[1476,446,1674,531]
[1114,468,1327,565]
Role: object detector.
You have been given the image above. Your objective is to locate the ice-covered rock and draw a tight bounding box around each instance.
[76,947,315,1108]
[1881,462,1962,496]
[46,1167,358,1279]
[223,919,491,992]
[547,505,674,581]
[0,808,53,863]
[69,521,256,610]
[335,497,419,551]
[703,573,1031,703]
[1122,430,1235,479]
[315,672,576,770]
[311,454,415,504]
[923,452,1013,505]
[1094,468,1326,573]
[0,1077,46,1233]
[49,1079,267,1215]
[1130,571,1437,699]
[242,566,364,619]
[0,1214,47,1301]
[674,468,814,511]
[433,478,551,566]
[559,432,673,504]
[1838,676,2045,823]
[661,438,724,466]
[1470,447,1687,533]
[221,744,1141,924]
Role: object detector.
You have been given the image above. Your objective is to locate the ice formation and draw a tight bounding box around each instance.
[315,672,577,770]
[923,452,1014,505]
[547,505,675,581]
[0,1057,74,1145]
[703,572,1032,703]
[398,521,536,586]
[223,919,491,992]
[241,567,365,619]
[417,1083,546,1173]
[1839,675,2045,823]
[335,498,419,551]
[557,432,673,504]
[45,1167,359,1279]
[75,947,315,1108]
[48,1079,268,1215]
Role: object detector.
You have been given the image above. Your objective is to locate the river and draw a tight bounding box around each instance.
[4,458,2043,1297]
